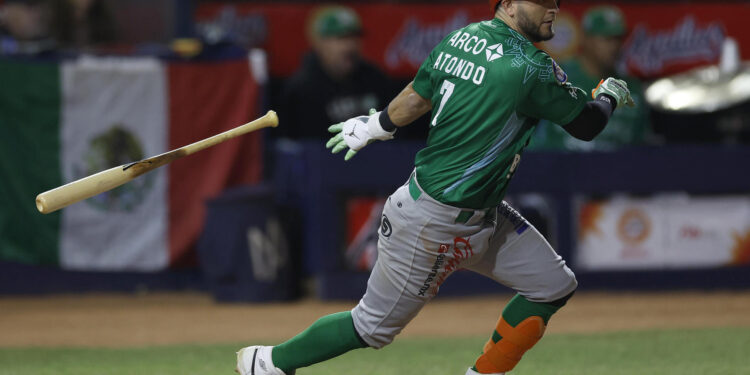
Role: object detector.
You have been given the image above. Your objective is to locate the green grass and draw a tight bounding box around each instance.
[1,327,749,375]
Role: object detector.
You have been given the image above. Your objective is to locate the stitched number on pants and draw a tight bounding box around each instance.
[431,80,455,127]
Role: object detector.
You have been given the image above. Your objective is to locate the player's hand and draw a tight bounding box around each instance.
[592,78,635,108]
[325,108,395,161]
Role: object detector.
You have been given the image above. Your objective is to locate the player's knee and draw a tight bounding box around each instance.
[549,269,577,302]
[351,306,400,349]
[561,267,578,295]
[531,265,577,303]
[558,269,578,298]
[356,329,397,349]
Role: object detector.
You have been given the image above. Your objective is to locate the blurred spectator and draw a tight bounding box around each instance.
[0,0,116,54]
[48,0,116,49]
[0,0,54,54]
[277,6,395,140]
[0,0,47,40]
[530,5,651,151]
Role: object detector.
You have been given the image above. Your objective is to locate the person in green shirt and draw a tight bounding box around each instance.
[530,5,649,151]
[236,1,635,374]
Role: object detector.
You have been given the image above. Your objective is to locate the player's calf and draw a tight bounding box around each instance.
[471,291,575,374]
[237,311,368,375]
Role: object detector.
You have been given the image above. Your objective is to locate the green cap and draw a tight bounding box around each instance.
[312,6,363,38]
[581,6,627,37]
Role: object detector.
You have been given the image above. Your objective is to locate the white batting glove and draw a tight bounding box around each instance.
[325,108,395,161]
[592,77,635,108]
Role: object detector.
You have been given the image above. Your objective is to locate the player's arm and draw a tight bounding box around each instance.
[519,63,635,143]
[561,96,614,141]
[327,31,441,161]
[562,78,634,141]
[384,82,433,128]
[326,82,432,160]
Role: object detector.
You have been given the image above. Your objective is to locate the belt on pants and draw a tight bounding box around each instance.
[408,173,493,225]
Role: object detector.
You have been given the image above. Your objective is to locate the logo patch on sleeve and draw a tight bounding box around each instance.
[551,59,568,86]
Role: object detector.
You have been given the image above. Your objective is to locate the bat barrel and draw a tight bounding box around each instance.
[35,195,49,214]
[36,188,70,215]
[34,110,279,214]
[35,165,136,214]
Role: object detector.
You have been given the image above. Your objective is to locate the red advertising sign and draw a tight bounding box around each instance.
[195,2,749,80]
[344,197,385,271]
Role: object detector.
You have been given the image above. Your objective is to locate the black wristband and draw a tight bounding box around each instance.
[596,93,617,113]
[379,105,397,132]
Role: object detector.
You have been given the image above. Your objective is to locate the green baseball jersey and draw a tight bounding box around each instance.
[411,18,589,209]
[528,58,650,151]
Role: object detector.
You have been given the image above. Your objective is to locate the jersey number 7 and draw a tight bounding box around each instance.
[431,80,455,127]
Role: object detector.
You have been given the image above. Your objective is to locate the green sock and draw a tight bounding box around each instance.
[501,292,570,327]
[272,311,367,373]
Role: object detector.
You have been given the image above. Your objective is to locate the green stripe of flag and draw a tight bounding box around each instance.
[0,59,62,265]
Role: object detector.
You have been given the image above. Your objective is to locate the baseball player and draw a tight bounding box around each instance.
[237,0,634,374]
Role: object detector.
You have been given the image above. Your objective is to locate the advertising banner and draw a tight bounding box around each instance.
[576,195,750,271]
[196,2,750,79]
[344,197,386,271]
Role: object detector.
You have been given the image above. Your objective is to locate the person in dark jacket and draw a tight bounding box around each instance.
[278,6,396,140]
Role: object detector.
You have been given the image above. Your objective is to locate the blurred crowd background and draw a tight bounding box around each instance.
[1,0,749,301]
[2,0,749,144]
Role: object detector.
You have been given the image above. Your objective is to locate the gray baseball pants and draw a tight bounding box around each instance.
[351,173,577,348]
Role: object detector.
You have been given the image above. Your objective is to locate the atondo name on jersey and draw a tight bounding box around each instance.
[432,31,502,86]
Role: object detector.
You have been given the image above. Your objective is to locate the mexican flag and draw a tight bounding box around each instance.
[0,56,262,271]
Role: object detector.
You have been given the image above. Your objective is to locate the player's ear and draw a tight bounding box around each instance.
[501,0,517,17]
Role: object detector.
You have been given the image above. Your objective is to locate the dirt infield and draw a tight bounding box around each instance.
[1,291,749,348]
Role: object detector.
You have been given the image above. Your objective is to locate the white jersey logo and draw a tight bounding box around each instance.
[485,43,504,62]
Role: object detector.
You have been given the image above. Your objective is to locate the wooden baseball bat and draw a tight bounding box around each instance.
[36,110,279,214]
